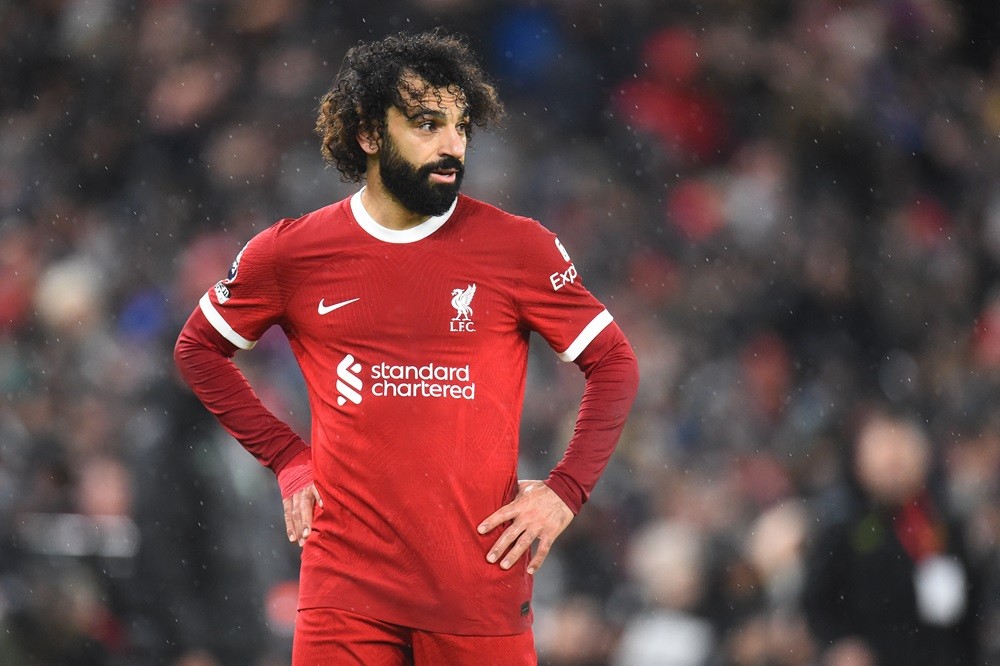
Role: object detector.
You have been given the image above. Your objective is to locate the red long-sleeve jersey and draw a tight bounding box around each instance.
[174,192,638,635]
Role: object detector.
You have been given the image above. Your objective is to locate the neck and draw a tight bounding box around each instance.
[361,170,429,231]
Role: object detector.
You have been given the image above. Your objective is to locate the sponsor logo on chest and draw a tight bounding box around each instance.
[334,353,476,408]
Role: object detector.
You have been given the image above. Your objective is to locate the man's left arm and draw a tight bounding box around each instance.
[478,322,639,573]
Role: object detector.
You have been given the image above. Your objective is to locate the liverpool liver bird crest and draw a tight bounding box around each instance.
[451,284,476,321]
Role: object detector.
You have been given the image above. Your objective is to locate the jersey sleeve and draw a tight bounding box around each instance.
[198,225,286,349]
[513,221,612,362]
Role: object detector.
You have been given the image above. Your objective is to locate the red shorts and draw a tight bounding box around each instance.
[292,607,536,666]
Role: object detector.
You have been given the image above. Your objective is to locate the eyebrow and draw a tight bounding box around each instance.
[405,106,471,122]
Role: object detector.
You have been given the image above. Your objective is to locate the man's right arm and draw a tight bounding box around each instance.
[174,308,313,499]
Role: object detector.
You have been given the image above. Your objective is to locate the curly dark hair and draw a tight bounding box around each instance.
[316,30,504,183]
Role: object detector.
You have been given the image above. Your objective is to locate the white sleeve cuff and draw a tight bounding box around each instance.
[557,310,613,362]
[199,293,256,350]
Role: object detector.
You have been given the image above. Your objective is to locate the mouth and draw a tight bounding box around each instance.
[429,169,458,184]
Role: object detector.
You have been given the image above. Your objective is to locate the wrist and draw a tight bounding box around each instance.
[543,476,581,515]
[276,447,313,498]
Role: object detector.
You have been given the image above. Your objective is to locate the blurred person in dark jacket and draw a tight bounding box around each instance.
[803,409,981,665]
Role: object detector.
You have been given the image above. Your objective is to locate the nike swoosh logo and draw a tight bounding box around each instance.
[318,297,360,315]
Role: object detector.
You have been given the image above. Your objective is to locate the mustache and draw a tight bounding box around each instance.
[420,157,465,178]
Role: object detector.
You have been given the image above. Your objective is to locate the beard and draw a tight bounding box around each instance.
[379,132,464,217]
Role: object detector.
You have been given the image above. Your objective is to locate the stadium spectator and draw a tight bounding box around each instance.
[803,409,982,665]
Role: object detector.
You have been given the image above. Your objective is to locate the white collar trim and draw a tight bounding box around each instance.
[350,187,457,244]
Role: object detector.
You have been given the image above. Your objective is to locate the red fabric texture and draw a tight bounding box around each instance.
[276,448,315,498]
[544,323,639,514]
[173,193,639,635]
[292,607,535,666]
[893,493,946,563]
[173,307,310,478]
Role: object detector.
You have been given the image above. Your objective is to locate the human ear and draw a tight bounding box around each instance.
[357,126,379,155]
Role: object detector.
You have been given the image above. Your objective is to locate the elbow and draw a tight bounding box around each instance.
[173,332,187,371]
[609,333,640,391]
[173,329,196,382]
[628,349,640,396]
[622,341,640,400]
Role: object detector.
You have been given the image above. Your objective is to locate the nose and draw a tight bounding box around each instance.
[439,124,466,159]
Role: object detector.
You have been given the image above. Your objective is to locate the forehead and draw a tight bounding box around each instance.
[858,419,926,457]
[396,75,467,113]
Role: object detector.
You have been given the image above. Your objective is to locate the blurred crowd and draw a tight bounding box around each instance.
[3,0,1000,664]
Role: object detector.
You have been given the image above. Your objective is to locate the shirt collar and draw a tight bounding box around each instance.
[350,187,457,243]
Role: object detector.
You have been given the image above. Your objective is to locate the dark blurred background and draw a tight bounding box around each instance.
[3,0,1000,664]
